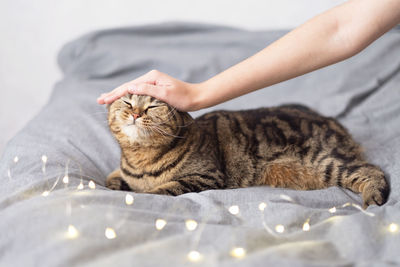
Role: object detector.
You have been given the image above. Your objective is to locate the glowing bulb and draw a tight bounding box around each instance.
[105,227,116,239]
[155,219,167,230]
[42,191,49,197]
[185,220,198,231]
[13,156,19,163]
[187,251,202,262]
[125,194,134,205]
[88,180,96,189]
[329,207,337,213]
[77,182,84,190]
[229,205,239,215]
[303,221,310,231]
[388,223,399,233]
[258,202,267,211]
[63,175,69,184]
[67,225,79,239]
[275,224,285,233]
[41,155,48,163]
[230,247,246,258]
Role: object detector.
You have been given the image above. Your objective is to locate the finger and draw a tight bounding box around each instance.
[102,85,133,104]
[97,70,161,103]
[97,93,107,104]
[131,83,159,97]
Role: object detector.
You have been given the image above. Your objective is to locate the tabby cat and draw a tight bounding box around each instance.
[106,94,389,208]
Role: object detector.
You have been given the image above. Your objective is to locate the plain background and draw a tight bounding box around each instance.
[0,0,346,154]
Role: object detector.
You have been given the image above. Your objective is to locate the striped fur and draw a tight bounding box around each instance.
[106,95,389,208]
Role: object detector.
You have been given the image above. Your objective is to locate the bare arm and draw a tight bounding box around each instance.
[97,0,400,111]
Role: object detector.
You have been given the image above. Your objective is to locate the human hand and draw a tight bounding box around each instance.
[97,70,203,111]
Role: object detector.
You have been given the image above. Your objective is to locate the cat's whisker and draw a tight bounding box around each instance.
[149,125,185,139]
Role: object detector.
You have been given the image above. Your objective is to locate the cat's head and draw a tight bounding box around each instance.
[108,94,192,146]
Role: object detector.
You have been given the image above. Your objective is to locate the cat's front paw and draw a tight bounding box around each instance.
[106,176,124,190]
[361,180,389,209]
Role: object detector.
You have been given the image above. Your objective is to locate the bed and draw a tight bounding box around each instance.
[1,22,400,266]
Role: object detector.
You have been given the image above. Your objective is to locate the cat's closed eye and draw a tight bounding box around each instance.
[122,100,132,107]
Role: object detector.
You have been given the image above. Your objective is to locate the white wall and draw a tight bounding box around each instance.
[0,0,346,153]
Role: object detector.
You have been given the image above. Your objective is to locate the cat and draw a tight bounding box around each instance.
[106,94,389,208]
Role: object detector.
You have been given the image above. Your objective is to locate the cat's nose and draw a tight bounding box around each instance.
[133,113,140,120]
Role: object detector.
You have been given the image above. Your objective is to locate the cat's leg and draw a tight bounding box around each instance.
[106,168,133,191]
[144,174,225,196]
[340,162,389,208]
[312,156,389,208]
[260,159,325,190]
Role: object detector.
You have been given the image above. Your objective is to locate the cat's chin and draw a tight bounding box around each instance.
[122,124,142,141]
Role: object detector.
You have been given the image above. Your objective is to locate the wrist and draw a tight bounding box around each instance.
[188,80,214,111]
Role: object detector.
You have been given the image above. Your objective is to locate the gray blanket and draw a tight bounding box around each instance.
[1,23,400,267]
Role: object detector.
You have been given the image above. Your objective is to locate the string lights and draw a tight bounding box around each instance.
[63,175,69,184]
[388,223,399,233]
[258,202,267,211]
[187,251,202,262]
[228,205,240,215]
[155,219,167,230]
[125,194,134,205]
[41,155,48,174]
[230,247,246,258]
[67,225,79,239]
[105,227,117,239]
[88,180,96,189]
[185,219,198,231]
[275,224,285,233]
[7,155,397,262]
[77,182,84,190]
[302,219,311,232]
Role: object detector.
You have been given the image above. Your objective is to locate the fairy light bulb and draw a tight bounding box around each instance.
[187,251,202,262]
[77,182,84,190]
[258,202,267,211]
[42,191,49,197]
[155,219,167,230]
[303,220,311,231]
[230,247,246,258]
[67,225,79,239]
[41,155,48,163]
[329,207,337,213]
[125,194,134,205]
[63,175,69,184]
[229,205,239,215]
[88,180,96,189]
[13,156,19,163]
[275,224,285,233]
[105,227,116,239]
[185,220,198,231]
[388,223,399,233]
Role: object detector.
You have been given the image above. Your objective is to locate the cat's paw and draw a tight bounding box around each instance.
[106,176,124,190]
[361,179,389,209]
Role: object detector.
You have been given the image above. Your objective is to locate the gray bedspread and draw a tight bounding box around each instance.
[1,23,400,267]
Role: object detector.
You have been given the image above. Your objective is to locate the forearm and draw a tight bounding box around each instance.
[195,0,400,110]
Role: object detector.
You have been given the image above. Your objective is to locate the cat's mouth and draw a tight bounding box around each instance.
[122,121,146,140]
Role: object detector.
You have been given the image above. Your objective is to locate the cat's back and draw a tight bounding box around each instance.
[195,104,332,135]
[194,103,354,159]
